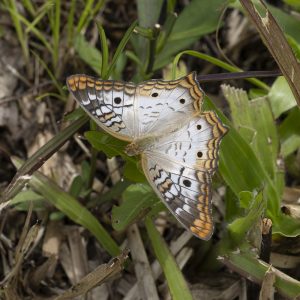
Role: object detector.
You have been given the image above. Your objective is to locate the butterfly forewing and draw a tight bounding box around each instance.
[67,75,136,141]
[67,73,203,141]
[135,72,203,137]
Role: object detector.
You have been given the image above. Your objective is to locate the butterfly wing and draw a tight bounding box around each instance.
[135,72,203,137]
[67,73,203,141]
[67,75,137,141]
[142,111,227,240]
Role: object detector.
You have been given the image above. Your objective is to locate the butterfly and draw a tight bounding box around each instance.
[67,72,228,240]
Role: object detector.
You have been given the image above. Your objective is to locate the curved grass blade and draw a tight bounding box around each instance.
[106,20,138,78]
[172,50,269,91]
[97,23,109,79]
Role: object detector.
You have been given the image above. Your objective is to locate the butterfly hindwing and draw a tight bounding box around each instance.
[151,112,228,173]
[142,111,227,239]
[142,155,214,240]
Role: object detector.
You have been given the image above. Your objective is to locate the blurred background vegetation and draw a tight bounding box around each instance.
[0,0,300,299]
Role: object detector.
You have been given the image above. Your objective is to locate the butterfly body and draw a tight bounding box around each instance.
[67,73,228,240]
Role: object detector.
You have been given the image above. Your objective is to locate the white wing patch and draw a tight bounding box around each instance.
[67,75,136,141]
[142,155,214,240]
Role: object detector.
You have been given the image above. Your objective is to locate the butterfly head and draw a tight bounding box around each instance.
[125,137,155,156]
[124,142,140,156]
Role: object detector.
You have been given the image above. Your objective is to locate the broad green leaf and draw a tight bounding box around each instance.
[268,4,300,43]
[273,214,300,237]
[228,190,266,245]
[74,34,102,76]
[248,97,279,179]
[137,0,163,27]
[223,85,281,191]
[123,160,146,182]
[268,77,297,118]
[205,95,300,237]
[145,217,193,300]
[239,191,253,209]
[204,97,280,216]
[283,0,300,11]
[112,183,160,231]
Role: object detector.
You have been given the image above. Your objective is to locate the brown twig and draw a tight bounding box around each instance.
[240,0,300,106]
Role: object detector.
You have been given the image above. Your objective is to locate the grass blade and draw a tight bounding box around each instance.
[106,20,138,78]
[145,217,193,300]
[172,50,269,91]
[97,23,109,79]
[5,0,30,66]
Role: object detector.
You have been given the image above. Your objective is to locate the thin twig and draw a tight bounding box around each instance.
[197,70,281,83]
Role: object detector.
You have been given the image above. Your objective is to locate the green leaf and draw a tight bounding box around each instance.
[239,191,253,209]
[204,96,281,218]
[123,160,147,182]
[228,190,266,246]
[112,183,160,231]
[248,97,279,180]
[220,251,300,299]
[268,76,297,118]
[154,0,226,69]
[97,23,109,79]
[279,108,300,157]
[69,175,84,198]
[268,4,300,43]
[137,0,163,27]
[286,34,300,61]
[205,94,300,237]
[85,131,145,182]
[11,190,45,211]
[223,85,283,197]
[74,34,102,76]
[85,131,127,158]
[106,20,138,78]
[145,216,193,300]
